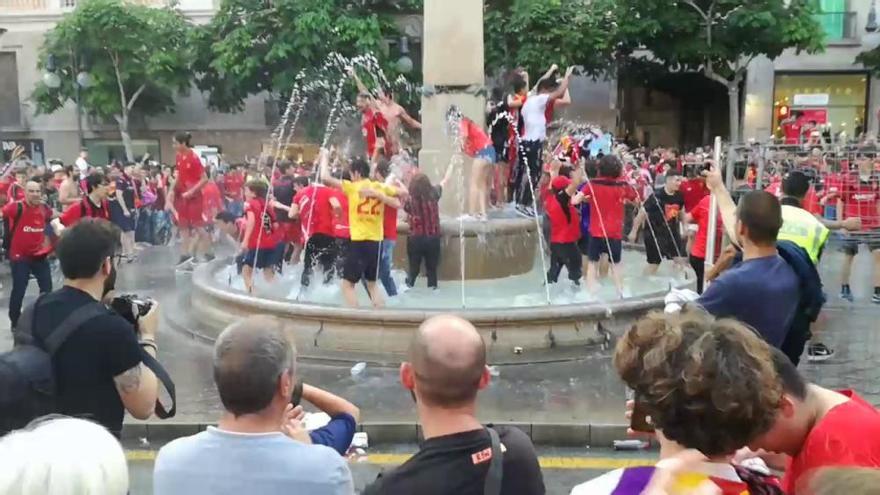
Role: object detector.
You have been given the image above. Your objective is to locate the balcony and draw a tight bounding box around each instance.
[813,11,858,43]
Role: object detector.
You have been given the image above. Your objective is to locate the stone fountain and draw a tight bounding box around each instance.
[185,0,690,364]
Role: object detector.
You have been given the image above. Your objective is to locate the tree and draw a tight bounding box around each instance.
[616,0,825,144]
[192,0,401,114]
[31,0,193,162]
[484,0,619,80]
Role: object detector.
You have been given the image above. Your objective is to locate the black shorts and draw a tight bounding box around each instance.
[644,227,684,265]
[343,240,380,284]
[577,236,591,256]
[840,229,880,255]
[238,244,283,269]
[587,236,622,264]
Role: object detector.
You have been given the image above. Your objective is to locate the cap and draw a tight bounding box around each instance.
[551,176,571,191]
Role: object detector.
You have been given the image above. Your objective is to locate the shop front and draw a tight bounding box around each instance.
[772,72,869,143]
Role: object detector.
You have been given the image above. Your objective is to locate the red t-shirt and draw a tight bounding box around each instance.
[580,178,638,240]
[294,186,335,240]
[362,108,390,158]
[680,178,709,213]
[840,175,880,229]
[782,390,880,494]
[243,198,278,250]
[59,197,110,226]
[331,189,350,239]
[222,171,245,201]
[175,150,205,195]
[822,172,843,204]
[383,204,398,241]
[462,118,492,158]
[689,195,723,259]
[2,201,53,261]
[546,191,580,243]
[782,121,803,145]
[202,181,223,218]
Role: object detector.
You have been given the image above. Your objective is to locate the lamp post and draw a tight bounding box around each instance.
[43,53,92,148]
[396,36,414,75]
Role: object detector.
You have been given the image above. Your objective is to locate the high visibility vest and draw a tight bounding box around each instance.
[778,204,829,264]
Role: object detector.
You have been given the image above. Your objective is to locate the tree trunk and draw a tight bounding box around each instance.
[118,113,135,163]
[726,84,740,190]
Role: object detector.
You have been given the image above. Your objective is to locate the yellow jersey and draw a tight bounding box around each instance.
[342,179,396,242]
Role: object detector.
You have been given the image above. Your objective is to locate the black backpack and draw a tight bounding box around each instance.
[0,296,178,434]
[0,296,105,434]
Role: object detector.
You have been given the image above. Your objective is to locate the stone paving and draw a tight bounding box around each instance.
[0,242,877,429]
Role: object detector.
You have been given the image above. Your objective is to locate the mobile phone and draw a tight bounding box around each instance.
[630,394,655,434]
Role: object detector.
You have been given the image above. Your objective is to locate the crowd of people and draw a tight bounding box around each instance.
[0,61,879,495]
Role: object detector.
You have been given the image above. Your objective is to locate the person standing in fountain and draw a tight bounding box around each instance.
[545,165,583,286]
[516,65,575,217]
[572,155,638,295]
[348,68,421,156]
[371,160,403,297]
[239,180,284,294]
[446,106,496,220]
[168,132,210,266]
[320,150,401,308]
[404,161,456,290]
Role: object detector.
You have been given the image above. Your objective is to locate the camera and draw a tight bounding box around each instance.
[109,295,154,326]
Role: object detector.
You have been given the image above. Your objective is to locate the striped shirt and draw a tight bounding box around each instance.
[405,186,442,237]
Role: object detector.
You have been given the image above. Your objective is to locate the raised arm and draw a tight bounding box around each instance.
[531,64,558,94]
[399,108,422,130]
[318,149,343,190]
[704,166,739,248]
[302,384,360,422]
[549,67,575,102]
[347,67,369,96]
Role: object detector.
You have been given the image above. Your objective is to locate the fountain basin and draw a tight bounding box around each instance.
[189,258,693,364]
[393,217,538,280]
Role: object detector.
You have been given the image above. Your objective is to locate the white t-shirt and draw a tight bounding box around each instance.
[521,93,551,142]
[75,157,90,174]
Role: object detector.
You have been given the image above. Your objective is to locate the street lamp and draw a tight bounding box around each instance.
[42,53,91,147]
[868,0,878,34]
[396,36,414,75]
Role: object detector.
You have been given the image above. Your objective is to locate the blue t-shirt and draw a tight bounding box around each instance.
[154,427,354,495]
[578,182,591,237]
[697,255,800,348]
[310,413,357,455]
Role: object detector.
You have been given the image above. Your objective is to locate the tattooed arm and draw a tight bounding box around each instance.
[114,357,159,420]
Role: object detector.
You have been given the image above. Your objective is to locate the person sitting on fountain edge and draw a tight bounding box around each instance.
[320,149,401,308]
[545,161,583,286]
[572,155,639,296]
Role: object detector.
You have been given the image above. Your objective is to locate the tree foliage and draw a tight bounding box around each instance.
[32,0,193,159]
[192,0,403,113]
[484,0,618,79]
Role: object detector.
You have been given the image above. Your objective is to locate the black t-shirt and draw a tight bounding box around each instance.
[32,286,143,436]
[644,187,685,231]
[363,426,545,495]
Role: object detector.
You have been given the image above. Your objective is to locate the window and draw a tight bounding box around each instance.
[772,72,868,140]
[61,0,77,7]
[0,53,21,128]
[813,0,855,41]
[84,139,161,165]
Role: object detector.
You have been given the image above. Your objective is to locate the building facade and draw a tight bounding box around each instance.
[0,0,275,166]
[743,0,880,143]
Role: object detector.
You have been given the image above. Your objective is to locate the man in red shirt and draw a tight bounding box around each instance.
[2,178,55,327]
[688,194,724,294]
[221,163,246,218]
[545,172,582,285]
[169,132,209,265]
[53,171,112,230]
[749,350,880,494]
[290,176,339,288]
[572,155,638,295]
[836,160,880,303]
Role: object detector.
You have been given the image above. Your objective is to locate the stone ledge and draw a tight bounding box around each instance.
[123,421,635,448]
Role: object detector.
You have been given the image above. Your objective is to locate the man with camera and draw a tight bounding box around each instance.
[24,219,161,437]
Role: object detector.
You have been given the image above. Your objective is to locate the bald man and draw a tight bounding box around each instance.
[363,315,545,495]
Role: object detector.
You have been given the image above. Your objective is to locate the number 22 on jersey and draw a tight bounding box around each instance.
[357,197,382,216]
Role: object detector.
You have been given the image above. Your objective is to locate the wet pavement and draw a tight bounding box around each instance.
[0,242,878,429]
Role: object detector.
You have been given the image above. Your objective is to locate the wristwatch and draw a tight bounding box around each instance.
[290,379,304,407]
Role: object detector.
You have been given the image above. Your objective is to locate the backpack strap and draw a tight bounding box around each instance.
[42,302,107,356]
[483,427,504,495]
[12,293,48,345]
